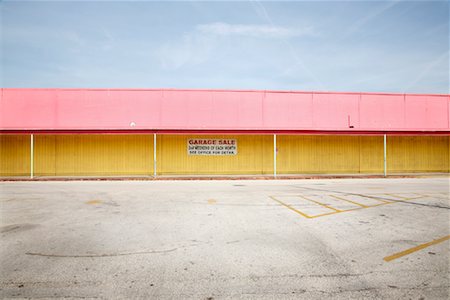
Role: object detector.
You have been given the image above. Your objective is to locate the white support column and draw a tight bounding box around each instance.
[383,134,387,177]
[153,133,157,177]
[273,134,277,178]
[30,134,34,179]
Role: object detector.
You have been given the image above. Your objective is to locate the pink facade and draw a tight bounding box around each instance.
[0,88,449,133]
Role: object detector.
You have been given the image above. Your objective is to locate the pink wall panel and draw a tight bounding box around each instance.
[184,91,213,128]
[404,95,448,129]
[263,92,313,128]
[210,92,240,128]
[112,90,162,129]
[160,91,190,128]
[312,93,359,129]
[360,94,405,129]
[56,90,163,129]
[1,89,57,128]
[0,88,449,132]
[233,92,264,128]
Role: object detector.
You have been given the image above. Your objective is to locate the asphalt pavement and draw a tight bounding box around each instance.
[1,178,449,299]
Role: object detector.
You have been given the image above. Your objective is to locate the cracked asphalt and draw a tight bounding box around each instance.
[0,178,449,299]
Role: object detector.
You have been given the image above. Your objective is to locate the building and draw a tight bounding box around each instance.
[0,88,449,177]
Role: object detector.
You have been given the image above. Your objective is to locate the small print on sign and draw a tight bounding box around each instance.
[188,139,237,155]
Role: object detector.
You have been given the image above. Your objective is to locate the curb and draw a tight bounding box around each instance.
[1,174,448,182]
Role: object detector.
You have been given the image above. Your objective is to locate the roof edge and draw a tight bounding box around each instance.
[1,87,449,97]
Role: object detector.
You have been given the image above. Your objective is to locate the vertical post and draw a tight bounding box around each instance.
[273,134,277,178]
[153,133,157,177]
[383,134,387,177]
[30,134,34,179]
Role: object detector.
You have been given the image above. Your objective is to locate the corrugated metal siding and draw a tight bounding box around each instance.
[360,136,384,173]
[34,135,56,175]
[277,135,363,174]
[157,135,273,175]
[387,136,449,173]
[0,135,30,176]
[1,134,448,176]
[34,135,153,176]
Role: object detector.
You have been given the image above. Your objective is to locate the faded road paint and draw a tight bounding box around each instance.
[85,200,102,205]
[269,193,430,219]
[383,235,450,262]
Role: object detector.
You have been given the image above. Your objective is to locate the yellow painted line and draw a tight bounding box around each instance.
[416,193,431,197]
[383,235,450,262]
[85,200,102,205]
[365,195,392,204]
[300,195,342,212]
[385,193,407,199]
[269,196,313,218]
[309,211,340,218]
[269,192,414,220]
[416,193,448,200]
[207,199,217,204]
[330,195,368,208]
[405,196,425,200]
[366,202,390,208]
[385,193,423,200]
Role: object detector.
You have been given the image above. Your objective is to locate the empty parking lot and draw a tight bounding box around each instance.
[1,178,449,299]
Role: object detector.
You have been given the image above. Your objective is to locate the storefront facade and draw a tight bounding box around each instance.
[1,89,449,177]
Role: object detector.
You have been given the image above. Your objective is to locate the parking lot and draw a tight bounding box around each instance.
[1,178,449,299]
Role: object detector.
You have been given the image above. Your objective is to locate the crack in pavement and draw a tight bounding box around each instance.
[25,247,178,258]
[23,238,249,259]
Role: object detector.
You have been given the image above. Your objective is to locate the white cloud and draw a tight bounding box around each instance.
[196,22,315,38]
[154,21,316,70]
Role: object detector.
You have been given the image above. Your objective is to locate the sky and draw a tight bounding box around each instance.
[1,0,449,94]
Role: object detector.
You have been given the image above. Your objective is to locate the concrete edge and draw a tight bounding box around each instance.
[1,173,449,182]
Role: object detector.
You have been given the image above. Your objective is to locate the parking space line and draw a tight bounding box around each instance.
[299,195,342,212]
[330,195,368,208]
[416,193,430,197]
[309,207,364,218]
[416,193,448,200]
[386,193,423,200]
[270,194,389,219]
[384,235,450,262]
[269,191,438,220]
[417,192,446,197]
[269,196,313,219]
[368,202,390,208]
[366,195,392,204]
[309,211,340,218]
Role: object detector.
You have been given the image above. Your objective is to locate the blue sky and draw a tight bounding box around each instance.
[1,0,449,93]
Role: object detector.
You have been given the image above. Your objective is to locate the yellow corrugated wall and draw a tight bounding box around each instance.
[277,135,448,174]
[157,135,273,175]
[277,135,374,174]
[387,136,449,173]
[34,135,153,176]
[360,136,384,173]
[0,135,30,176]
[1,134,448,176]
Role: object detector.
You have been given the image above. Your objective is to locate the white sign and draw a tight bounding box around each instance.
[188,139,237,155]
